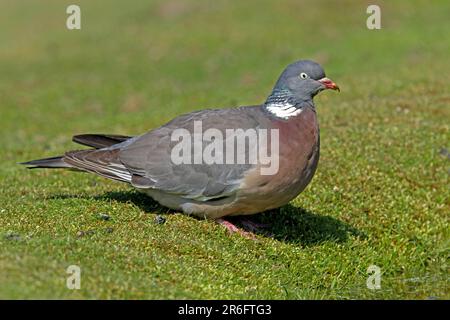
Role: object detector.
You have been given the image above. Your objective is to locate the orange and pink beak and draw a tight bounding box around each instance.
[318,77,340,92]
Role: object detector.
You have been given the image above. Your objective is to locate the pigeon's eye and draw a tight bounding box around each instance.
[299,72,308,79]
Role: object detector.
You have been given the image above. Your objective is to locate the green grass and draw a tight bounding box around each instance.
[0,0,449,299]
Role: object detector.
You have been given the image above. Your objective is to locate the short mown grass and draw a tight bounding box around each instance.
[0,0,448,299]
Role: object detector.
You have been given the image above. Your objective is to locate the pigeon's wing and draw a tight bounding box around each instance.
[63,148,133,183]
[118,106,265,201]
[72,134,133,149]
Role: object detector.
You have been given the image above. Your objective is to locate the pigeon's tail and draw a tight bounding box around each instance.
[19,132,135,184]
[20,134,134,171]
[21,149,132,184]
[20,156,73,169]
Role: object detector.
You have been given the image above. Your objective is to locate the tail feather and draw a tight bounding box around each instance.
[20,156,72,169]
[20,149,131,183]
[63,149,132,183]
[20,133,134,183]
[72,134,132,149]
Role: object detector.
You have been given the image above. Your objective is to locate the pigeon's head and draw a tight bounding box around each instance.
[266,60,339,110]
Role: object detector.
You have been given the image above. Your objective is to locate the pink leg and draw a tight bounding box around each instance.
[216,218,256,239]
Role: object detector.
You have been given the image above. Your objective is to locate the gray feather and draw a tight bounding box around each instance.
[20,156,71,169]
[72,134,133,149]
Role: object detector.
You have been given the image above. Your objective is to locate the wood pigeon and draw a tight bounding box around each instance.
[21,60,339,236]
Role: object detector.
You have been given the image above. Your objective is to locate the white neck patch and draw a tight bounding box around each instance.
[265,102,303,119]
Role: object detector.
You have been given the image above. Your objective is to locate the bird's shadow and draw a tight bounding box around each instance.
[50,190,365,246]
[249,204,365,245]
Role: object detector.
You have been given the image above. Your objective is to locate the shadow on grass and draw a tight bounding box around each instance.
[50,190,365,246]
[253,204,365,246]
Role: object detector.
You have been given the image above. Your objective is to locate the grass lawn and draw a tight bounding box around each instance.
[0,0,448,299]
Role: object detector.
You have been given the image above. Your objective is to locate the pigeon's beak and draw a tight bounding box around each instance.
[318,77,340,92]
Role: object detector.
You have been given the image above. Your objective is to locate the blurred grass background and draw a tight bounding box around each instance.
[0,0,448,299]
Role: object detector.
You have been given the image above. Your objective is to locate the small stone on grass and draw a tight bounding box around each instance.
[98,213,111,221]
[155,215,166,225]
[4,232,21,241]
[76,230,95,238]
[105,227,114,234]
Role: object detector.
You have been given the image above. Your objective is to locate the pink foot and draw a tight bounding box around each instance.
[216,218,256,239]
